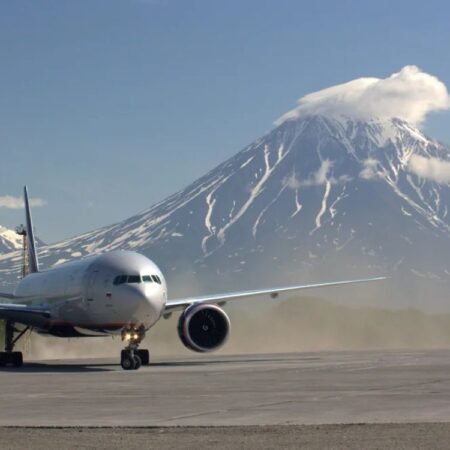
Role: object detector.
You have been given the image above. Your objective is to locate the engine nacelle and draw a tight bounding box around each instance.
[177,304,230,353]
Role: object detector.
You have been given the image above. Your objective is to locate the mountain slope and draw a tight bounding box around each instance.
[1,115,450,306]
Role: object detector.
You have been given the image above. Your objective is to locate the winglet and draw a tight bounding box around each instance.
[24,186,39,273]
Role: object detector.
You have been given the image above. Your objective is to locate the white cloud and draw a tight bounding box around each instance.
[0,195,47,209]
[283,160,337,189]
[359,159,380,180]
[275,66,450,127]
[283,173,302,189]
[407,155,450,184]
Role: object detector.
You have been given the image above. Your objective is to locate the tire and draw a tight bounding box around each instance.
[0,352,23,368]
[12,352,23,367]
[136,349,150,365]
[133,354,142,370]
[121,352,135,370]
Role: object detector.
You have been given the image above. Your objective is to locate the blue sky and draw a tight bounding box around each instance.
[1,0,449,243]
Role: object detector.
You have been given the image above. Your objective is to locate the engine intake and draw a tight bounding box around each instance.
[177,304,230,352]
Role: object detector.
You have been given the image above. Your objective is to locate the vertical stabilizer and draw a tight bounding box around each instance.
[23,186,39,273]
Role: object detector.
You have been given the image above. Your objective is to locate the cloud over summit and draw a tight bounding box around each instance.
[276,66,450,127]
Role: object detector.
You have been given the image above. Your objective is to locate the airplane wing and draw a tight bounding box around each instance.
[164,276,387,313]
[0,303,51,328]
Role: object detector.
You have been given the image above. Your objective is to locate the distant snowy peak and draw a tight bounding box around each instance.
[0,225,45,255]
[0,226,23,254]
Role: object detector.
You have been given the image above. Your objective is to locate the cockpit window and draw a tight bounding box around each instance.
[127,275,141,284]
[152,275,161,284]
[114,274,161,285]
[113,275,127,285]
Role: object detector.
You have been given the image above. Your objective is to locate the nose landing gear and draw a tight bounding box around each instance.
[120,326,150,371]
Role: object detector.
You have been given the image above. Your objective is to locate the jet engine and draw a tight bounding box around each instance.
[177,304,230,352]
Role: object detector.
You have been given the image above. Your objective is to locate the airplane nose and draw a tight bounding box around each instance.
[123,285,163,321]
[126,285,150,305]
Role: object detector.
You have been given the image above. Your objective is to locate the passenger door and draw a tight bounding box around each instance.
[86,269,115,323]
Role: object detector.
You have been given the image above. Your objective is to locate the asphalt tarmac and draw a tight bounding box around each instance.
[1,350,450,427]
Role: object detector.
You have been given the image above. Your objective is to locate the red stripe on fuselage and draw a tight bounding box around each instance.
[48,321,131,328]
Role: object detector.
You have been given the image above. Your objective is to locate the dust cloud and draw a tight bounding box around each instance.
[7,264,450,361]
[148,296,450,357]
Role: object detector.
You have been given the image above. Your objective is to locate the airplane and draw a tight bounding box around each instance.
[0,187,386,370]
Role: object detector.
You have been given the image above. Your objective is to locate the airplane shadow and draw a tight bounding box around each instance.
[150,359,269,367]
[0,354,320,373]
[0,361,234,373]
[150,355,318,367]
[0,363,115,373]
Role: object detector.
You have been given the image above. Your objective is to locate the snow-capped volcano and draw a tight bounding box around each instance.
[1,66,450,309]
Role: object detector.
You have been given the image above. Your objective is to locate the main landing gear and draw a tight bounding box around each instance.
[0,321,28,368]
[120,326,150,371]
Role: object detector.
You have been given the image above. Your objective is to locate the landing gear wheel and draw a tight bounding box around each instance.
[120,326,147,370]
[121,352,135,371]
[135,349,150,365]
[12,352,23,367]
[0,321,28,369]
[133,354,142,370]
[0,352,23,368]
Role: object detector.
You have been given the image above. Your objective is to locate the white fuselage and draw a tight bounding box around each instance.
[13,250,167,337]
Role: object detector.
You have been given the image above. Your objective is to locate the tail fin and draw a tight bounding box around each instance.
[24,186,39,273]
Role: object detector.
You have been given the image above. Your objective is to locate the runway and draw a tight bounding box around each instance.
[1,350,450,426]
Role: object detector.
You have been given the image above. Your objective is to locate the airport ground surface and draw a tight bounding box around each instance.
[1,424,450,450]
[2,350,450,448]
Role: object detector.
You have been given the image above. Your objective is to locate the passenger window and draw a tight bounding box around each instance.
[142,275,153,282]
[127,275,141,283]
